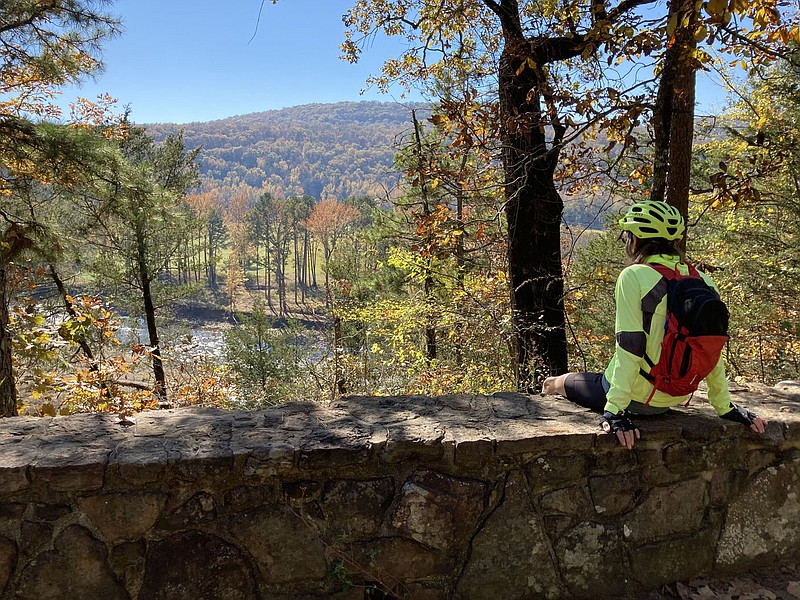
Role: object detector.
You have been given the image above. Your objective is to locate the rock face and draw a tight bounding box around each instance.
[0,387,798,599]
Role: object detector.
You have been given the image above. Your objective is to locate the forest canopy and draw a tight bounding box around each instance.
[145,102,432,201]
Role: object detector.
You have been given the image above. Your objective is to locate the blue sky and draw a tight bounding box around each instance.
[58,1,728,125]
[59,1,417,124]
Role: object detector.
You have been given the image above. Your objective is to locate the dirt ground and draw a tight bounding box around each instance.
[636,562,800,599]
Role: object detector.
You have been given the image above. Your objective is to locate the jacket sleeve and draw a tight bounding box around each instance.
[706,355,733,415]
[604,267,646,414]
[700,272,734,415]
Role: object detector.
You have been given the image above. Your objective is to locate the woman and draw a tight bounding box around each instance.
[543,200,767,449]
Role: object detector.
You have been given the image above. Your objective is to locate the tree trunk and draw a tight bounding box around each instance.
[293,225,299,305]
[412,109,438,362]
[0,267,18,417]
[454,155,468,366]
[499,43,568,390]
[254,239,260,290]
[665,0,697,220]
[265,224,273,310]
[48,265,112,398]
[651,0,699,250]
[323,246,331,309]
[207,226,217,291]
[137,227,167,401]
[310,238,318,289]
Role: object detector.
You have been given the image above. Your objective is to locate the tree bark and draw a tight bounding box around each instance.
[499,40,568,390]
[48,265,111,398]
[412,109,438,362]
[651,0,698,251]
[137,225,167,401]
[0,267,18,417]
[665,0,697,219]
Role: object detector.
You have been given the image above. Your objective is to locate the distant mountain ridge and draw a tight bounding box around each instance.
[146,101,431,199]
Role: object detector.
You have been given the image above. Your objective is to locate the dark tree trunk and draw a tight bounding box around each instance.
[293,226,299,305]
[265,224,273,311]
[137,228,167,401]
[207,227,217,291]
[665,0,697,219]
[412,109,438,362]
[0,267,18,417]
[499,41,568,390]
[254,239,260,289]
[651,0,699,252]
[48,265,111,398]
[310,239,318,289]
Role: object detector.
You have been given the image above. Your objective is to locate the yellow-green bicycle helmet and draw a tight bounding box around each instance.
[619,201,685,241]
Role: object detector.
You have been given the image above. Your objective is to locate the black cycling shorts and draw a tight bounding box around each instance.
[563,372,671,415]
[564,372,607,411]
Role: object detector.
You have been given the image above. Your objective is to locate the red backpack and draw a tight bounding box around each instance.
[641,263,729,404]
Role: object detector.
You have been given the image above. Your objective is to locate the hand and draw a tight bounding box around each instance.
[600,411,640,450]
[749,416,768,434]
[721,404,768,434]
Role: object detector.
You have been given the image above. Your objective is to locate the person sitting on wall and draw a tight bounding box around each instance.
[542,200,768,450]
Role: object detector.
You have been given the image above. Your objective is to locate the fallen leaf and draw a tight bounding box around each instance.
[787,581,800,598]
[741,591,775,600]
[691,585,719,599]
[676,581,692,600]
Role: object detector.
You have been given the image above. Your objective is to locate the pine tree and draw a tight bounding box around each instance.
[0,1,121,416]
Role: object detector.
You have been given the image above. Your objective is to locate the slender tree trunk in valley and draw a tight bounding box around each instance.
[191,230,198,283]
[301,230,309,303]
[198,239,202,283]
[323,246,331,309]
[293,226,299,305]
[310,240,318,289]
[265,225,273,312]
[136,227,167,401]
[254,239,260,290]
[207,227,217,291]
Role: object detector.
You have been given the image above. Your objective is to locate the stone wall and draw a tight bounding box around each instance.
[1,384,799,600]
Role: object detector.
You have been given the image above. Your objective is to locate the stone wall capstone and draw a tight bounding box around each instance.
[0,384,799,599]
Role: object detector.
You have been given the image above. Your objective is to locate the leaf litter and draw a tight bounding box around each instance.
[636,563,800,600]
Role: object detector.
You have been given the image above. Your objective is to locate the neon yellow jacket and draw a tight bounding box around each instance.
[603,254,733,416]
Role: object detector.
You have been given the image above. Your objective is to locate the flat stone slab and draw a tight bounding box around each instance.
[1,386,798,476]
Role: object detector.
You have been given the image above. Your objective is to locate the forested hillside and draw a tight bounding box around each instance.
[146,101,431,200]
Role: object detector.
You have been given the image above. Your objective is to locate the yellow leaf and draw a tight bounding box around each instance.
[705,0,727,17]
[666,13,678,37]
[694,24,708,42]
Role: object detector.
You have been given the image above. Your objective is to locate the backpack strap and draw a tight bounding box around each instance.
[647,261,700,279]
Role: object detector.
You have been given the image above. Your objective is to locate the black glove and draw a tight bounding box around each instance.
[721,404,758,426]
[600,411,637,433]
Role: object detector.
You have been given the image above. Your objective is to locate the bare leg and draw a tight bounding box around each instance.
[541,373,569,396]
